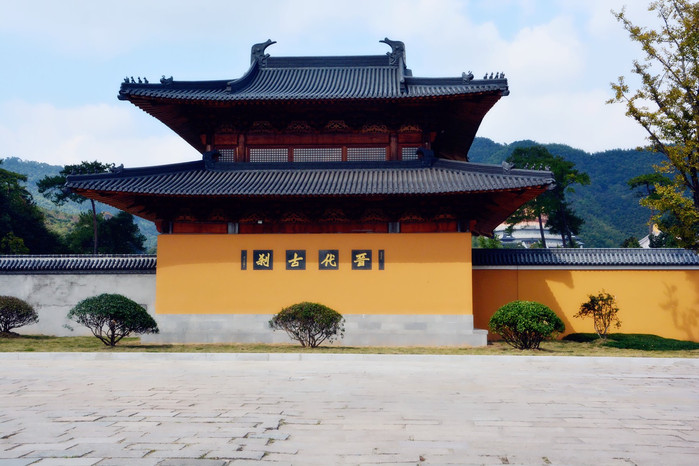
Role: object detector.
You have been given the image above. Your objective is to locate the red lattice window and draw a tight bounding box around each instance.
[401,147,420,160]
[218,148,236,162]
[293,147,342,162]
[249,148,288,162]
[347,147,387,161]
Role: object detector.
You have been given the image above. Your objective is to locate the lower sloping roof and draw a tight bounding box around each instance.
[65,156,554,235]
[66,158,553,198]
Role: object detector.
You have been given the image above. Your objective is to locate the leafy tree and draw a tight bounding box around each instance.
[628,173,673,235]
[546,202,585,247]
[0,160,62,254]
[609,0,699,251]
[0,232,29,254]
[575,291,622,340]
[38,161,114,254]
[269,302,345,347]
[649,230,680,247]
[100,211,146,253]
[621,236,642,248]
[64,211,146,254]
[488,300,565,350]
[474,235,503,249]
[0,296,38,335]
[506,146,590,247]
[67,293,159,346]
[503,198,551,248]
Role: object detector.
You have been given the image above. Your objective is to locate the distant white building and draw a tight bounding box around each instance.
[638,224,661,248]
[494,220,582,248]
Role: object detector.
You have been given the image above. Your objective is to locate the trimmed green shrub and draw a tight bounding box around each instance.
[564,333,699,351]
[602,333,699,351]
[562,333,600,343]
[0,296,38,335]
[575,291,621,339]
[269,302,345,347]
[489,300,565,350]
[67,293,159,346]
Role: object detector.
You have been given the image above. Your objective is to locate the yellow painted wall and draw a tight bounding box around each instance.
[156,233,473,316]
[473,268,699,342]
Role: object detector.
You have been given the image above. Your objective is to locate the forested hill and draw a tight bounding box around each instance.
[1,157,158,250]
[468,138,664,247]
[2,157,70,213]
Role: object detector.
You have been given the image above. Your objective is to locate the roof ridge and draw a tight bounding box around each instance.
[265,55,392,67]
[436,159,554,178]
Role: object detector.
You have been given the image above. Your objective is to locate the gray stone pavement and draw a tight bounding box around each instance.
[0,354,697,466]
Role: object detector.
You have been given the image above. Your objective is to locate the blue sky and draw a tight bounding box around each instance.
[0,0,655,167]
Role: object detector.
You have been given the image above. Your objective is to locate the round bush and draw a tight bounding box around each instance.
[67,293,159,346]
[0,296,38,335]
[489,300,565,350]
[269,302,345,348]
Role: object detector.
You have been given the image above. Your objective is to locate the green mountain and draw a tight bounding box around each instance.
[468,138,663,247]
[1,157,158,251]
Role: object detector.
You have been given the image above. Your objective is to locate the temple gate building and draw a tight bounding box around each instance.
[66,39,555,345]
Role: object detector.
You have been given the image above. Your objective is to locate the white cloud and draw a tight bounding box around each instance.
[479,89,649,153]
[497,16,584,92]
[0,0,664,162]
[0,100,195,166]
[577,0,658,38]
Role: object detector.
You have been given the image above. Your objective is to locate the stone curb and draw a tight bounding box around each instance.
[0,352,695,365]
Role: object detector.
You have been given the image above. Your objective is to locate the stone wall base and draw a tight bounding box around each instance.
[2,272,486,346]
[142,314,487,347]
[2,273,156,337]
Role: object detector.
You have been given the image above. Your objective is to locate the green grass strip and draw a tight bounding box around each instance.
[1,334,698,357]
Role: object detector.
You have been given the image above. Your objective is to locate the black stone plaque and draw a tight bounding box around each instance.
[286,250,306,270]
[318,250,339,270]
[241,250,247,270]
[378,249,385,270]
[352,249,372,270]
[252,250,273,270]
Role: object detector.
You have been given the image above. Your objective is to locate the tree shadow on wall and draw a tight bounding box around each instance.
[482,270,576,337]
[531,271,576,336]
[659,278,698,341]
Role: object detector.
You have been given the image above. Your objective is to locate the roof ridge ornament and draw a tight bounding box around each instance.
[417,148,436,167]
[251,39,276,66]
[380,38,406,66]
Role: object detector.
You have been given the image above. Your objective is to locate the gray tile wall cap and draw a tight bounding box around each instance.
[0,255,156,274]
[472,248,699,267]
[3,249,698,274]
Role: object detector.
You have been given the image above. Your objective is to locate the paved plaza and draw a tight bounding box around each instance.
[0,353,697,465]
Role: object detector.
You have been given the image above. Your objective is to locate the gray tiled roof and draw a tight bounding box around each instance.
[66,159,553,197]
[0,255,156,274]
[472,248,699,267]
[119,54,508,103]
